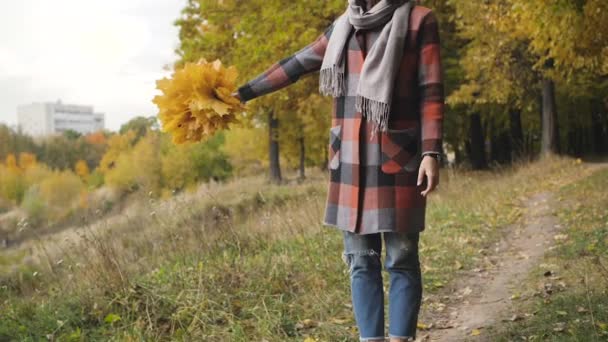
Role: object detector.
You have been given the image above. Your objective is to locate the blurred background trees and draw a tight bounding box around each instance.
[175,0,607,173]
[0,119,232,230]
[1,0,606,229]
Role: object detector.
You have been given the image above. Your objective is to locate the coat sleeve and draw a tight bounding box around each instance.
[236,21,335,103]
[417,10,444,156]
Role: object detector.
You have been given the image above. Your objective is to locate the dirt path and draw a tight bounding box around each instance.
[420,162,608,341]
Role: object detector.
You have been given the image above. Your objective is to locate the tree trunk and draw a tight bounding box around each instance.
[454,145,463,165]
[321,144,328,170]
[509,108,524,160]
[489,117,511,164]
[268,110,282,183]
[469,112,487,170]
[567,126,578,156]
[541,78,560,156]
[298,136,305,179]
[500,131,511,163]
[591,99,607,155]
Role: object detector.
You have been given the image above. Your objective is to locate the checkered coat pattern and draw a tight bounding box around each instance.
[237,5,444,234]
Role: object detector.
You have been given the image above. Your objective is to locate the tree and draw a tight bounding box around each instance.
[75,160,90,179]
[448,0,540,163]
[119,116,159,142]
[105,132,162,195]
[175,0,345,182]
[62,129,82,140]
[0,124,38,161]
[98,131,137,174]
[160,131,232,191]
[507,0,608,157]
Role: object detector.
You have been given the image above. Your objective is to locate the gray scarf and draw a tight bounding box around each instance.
[320,0,413,133]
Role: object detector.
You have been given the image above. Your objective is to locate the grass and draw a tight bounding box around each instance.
[490,165,608,341]
[0,155,596,341]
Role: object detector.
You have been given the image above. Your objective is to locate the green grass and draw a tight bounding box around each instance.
[0,155,597,341]
[491,166,608,341]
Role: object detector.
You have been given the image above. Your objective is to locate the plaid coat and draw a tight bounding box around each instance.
[238,5,444,234]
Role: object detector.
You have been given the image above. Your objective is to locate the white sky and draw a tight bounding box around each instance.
[0,0,185,131]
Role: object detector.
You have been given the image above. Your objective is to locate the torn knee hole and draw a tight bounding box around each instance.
[342,249,381,269]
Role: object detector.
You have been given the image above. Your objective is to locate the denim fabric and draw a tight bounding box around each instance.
[342,231,422,341]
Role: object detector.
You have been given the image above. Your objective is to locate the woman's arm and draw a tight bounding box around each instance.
[236,21,336,103]
[417,11,444,158]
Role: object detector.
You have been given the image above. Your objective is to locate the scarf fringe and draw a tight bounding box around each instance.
[319,67,345,97]
[356,96,390,133]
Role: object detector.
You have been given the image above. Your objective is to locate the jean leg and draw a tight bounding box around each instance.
[342,230,385,341]
[383,232,422,341]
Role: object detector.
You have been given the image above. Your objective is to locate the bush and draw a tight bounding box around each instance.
[86,170,105,189]
[38,170,84,222]
[0,165,25,205]
[105,133,162,195]
[23,164,53,189]
[21,186,48,227]
[161,144,198,191]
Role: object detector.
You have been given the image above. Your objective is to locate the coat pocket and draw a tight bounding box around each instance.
[380,127,420,174]
[328,124,342,170]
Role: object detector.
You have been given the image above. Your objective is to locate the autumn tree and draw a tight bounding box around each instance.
[119,116,159,142]
[508,0,608,156]
[175,0,344,182]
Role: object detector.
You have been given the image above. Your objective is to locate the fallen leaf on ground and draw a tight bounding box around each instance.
[503,314,523,322]
[553,234,569,242]
[553,322,566,332]
[462,286,473,296]
[329,318,349,324]
[417,322,433,330]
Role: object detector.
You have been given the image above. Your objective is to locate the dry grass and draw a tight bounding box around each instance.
[489,163,608,341]
[0,154,595,341]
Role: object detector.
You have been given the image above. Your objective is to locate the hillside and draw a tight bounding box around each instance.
[1,155,607,341]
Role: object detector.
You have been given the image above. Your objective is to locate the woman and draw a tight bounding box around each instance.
[235,0,444,340]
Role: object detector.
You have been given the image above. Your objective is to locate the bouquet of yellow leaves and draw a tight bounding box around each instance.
[153,58,245,144]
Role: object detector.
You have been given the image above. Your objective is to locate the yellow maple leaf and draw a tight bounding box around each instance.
[152,58,246,144]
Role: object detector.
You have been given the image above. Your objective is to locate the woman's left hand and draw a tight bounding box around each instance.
[417,155,439,197]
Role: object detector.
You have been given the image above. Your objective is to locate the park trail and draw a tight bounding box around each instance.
[419,161,608,342]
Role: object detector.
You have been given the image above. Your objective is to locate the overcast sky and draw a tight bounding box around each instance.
[0,0,184,131]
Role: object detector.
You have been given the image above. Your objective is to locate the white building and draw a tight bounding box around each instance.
[17,100,105,137]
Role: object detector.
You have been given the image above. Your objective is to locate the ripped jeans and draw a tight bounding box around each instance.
[342,231,422,342]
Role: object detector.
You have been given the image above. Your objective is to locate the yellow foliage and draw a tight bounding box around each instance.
[40,170,84,212]
[18,152,37,170]
[75,160,90,179]
[153,58,245,144]
[99,131,137,174]
[5,154,18,172]
[0,164,24,204]
[105,133,162,195]
[222,126,268,174]
[23,164,53,187]
[161,144,197,191]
